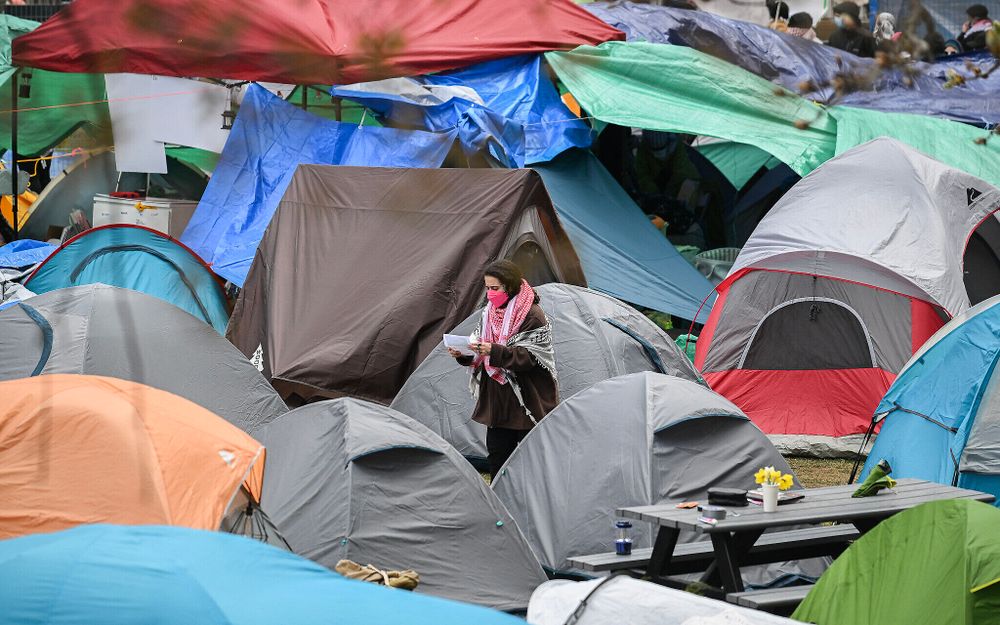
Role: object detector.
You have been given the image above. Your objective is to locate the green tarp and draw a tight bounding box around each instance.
[793,499,1000,625]
[695,141,780,190]
[548,42,1000,188]
[546,42,837,176]
[831,105,1000,187]
[0,15,110,156]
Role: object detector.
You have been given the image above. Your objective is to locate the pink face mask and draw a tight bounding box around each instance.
[487,289,509,308]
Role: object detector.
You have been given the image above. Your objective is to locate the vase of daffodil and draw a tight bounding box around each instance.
[755,466,794,512]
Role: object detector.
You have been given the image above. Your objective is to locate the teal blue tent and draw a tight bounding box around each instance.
[861,295,1000,506]
[24,224,229,333]
[0,524,525,625]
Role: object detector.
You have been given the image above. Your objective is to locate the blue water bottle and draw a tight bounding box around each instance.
[615,520,633,556]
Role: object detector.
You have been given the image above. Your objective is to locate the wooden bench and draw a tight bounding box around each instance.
[567,524,859,574]
[727,584,813,615]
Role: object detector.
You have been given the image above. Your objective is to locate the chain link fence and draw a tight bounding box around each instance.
[4,3,68,23]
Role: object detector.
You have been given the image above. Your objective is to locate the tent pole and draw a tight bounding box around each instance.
[301,85,307,112]
[10,68,18,241]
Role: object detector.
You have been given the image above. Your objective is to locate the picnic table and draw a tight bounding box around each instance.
[614,478,995,599]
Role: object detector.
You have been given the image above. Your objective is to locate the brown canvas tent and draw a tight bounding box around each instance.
[228,165,585,405]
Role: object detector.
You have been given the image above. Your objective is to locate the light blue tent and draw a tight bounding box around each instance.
[0,524,525,625]
[180,85,457,286]
[534,148,714,320]
[24,224,229,333]
[861,295,1000,505]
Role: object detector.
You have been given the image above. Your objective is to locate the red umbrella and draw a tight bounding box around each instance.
[11,0,623,84]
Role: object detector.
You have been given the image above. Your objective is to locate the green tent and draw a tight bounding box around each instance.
[792,499,1000,625]
[546,42,1000,188]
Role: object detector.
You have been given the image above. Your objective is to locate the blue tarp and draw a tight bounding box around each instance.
[585,1,1000,126]
[0,524,526,625]
[862,296,1000,506]
[0,239,54,268]
[332,55,591,167]
[24,224,230,333]
[534,148,715,320]
[181,85,457,286]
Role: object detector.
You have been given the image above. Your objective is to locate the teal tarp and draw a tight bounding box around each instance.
[534,148,714,319]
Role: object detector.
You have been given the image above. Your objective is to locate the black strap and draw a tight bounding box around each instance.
[19,303,53,376]
[602,318,667,374]
[70,244,214,325]
[562,574,620,625]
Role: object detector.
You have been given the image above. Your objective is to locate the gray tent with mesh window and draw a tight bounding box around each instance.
[251,397,547,611]
[391,283,704,464]
[0,284,286,432]
[490,372,794,574]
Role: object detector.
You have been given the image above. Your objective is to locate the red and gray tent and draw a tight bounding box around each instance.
[695,138,1000,453]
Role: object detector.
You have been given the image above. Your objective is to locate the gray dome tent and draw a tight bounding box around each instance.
[491,372,794,573]
[391,283,703,463]
[251,398,547,611]
[0,284,286,432]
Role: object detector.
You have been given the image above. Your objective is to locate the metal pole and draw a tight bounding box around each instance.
[11,69,18,241]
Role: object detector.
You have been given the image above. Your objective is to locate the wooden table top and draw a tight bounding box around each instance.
[617,478,995,534]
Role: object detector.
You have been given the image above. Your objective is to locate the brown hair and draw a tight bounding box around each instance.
[484,259,524,295]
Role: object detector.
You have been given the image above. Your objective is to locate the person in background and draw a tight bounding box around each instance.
[828,1,877,57]
[787,12,819,40]
[448,260,557,479]
[958,4,993,52]
[767,0,790,31]
[873,12,902,47]
[944,38,963,54]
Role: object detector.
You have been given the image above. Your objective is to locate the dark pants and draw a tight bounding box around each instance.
[486,427,529,480]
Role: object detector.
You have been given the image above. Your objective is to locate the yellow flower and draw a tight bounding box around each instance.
[766,467,781,484]
[778,473,794,491]
[754,468,768,484]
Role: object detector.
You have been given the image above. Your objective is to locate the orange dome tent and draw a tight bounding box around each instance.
[0,375,265,539]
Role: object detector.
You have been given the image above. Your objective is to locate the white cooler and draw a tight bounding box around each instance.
[91,194,198,236]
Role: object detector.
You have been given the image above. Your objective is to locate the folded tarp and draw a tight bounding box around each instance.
[332,55,591,167]
[584,2,1000,126]
[0,15,109,155]
[535,149,713,319]
[546,42,837,176]
[549,42,1000,188]
[0,239,54,269]
[180,85,457,286]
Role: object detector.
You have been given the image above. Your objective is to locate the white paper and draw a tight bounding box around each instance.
[105,74,231,174]
[443,334,476,357]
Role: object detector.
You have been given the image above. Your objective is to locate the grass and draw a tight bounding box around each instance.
[481,459,854,488]
[785,456,858,488]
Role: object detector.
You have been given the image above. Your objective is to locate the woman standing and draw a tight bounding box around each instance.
[448,260,558,479]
